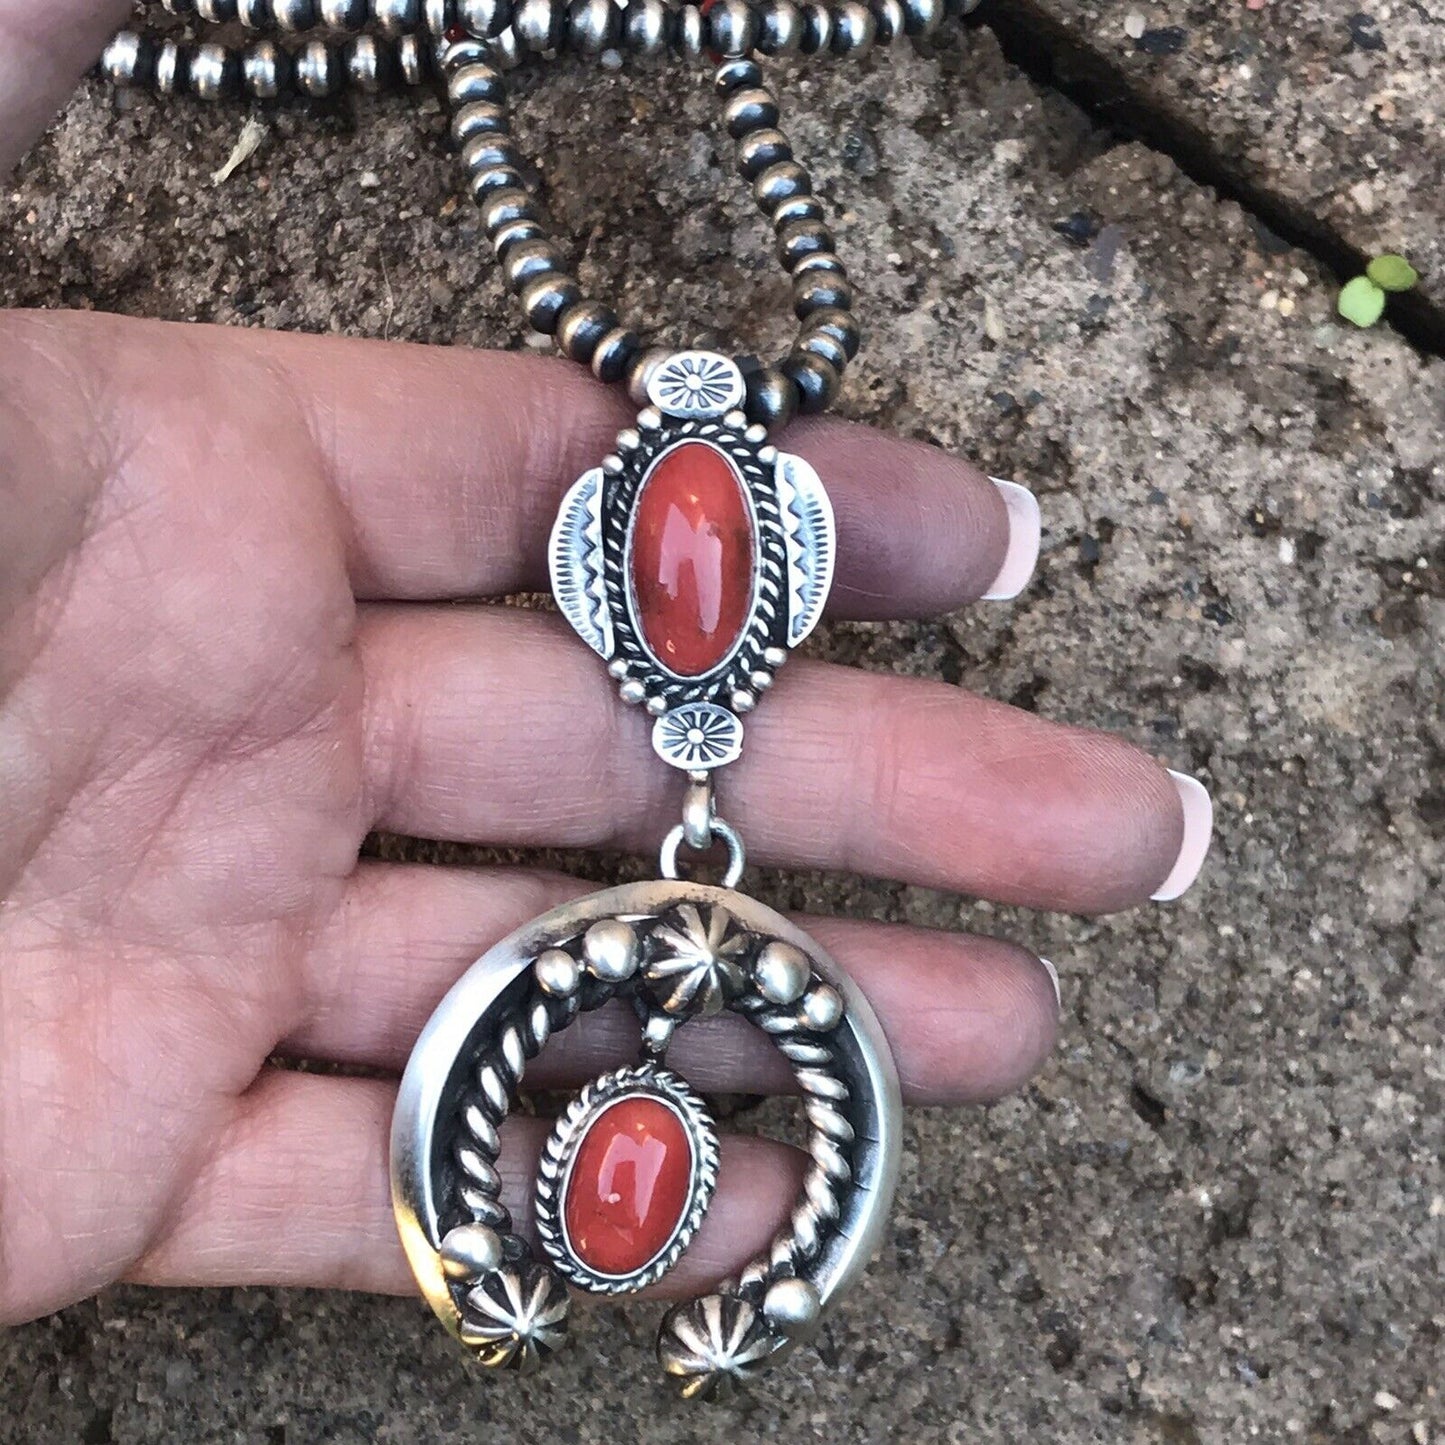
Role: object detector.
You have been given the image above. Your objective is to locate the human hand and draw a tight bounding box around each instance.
[0,307,1210,1324]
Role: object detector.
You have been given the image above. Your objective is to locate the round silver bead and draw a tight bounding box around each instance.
[452,100,510,143]
[243,41,288,98]
[520,273,581,332]
[736,128,793,182]
[197,0,239,20]
[799,0,833,53]
[237,0,270,25]
[832,0,876,54]
[708,0,759,57]
[763,646,788,667]
[486,25,524,68]
[582,919,639,982]
[440,1223,505,1280]
[902,0,944,35]
[296,40,337,96]
[871,0,905,44]
[763,1277,821,1337]
[372,0,422,35]
[556,300,619,364]
[619,678,647,705]
[568,0,620,54]
[731,688,757,714]
[397,34,429,83]
[345,36,388,92]
[189,43,235,102]
[725,87,781,139]
[534,947,581,997]
[448,60,504,104]
[271,0,318,30]
[459,0,513,35]
[321,0,369,27]
[623,0,669,55]
[772,193,827,226]
[672,1,705,58]
[754,941,811,1006]
[799,983,844,1032]
[100,33,151,88]
[777,217,834,270]
[754,160,812,212]
[514,0,564,50]
[758,0,803,54]
[784,350,842,414]
[501,237,565,290]
[424,0,455,37]
[154,41,184,96]
[591,326,640,384]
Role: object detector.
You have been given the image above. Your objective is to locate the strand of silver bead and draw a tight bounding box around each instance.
[102,0,979,426]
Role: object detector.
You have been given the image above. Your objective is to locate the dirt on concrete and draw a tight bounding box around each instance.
[0,19,1441,1445]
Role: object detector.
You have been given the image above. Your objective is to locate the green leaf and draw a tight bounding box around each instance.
[1338,276,1387,327]
[1366,254,1419,293]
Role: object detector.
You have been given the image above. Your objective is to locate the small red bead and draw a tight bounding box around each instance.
[563,1097,694,1277]
[629,441,756,678]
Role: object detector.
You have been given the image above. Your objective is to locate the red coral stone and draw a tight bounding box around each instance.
[563,1097,694,1278]
[630,442,756,678]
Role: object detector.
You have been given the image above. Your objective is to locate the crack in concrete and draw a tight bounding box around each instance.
[961,0,1445,360]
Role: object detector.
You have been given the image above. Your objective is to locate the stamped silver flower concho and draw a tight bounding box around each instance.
[390,354,901,1402]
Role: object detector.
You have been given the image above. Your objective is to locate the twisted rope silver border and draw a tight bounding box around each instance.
[440,899,855,1376]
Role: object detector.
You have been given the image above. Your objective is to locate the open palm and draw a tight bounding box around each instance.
[0,308,1208,1326]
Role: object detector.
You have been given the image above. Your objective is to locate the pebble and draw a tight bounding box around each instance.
[1124,9,1146,39]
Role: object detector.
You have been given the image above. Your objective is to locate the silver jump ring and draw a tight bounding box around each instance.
[660,818,746,889]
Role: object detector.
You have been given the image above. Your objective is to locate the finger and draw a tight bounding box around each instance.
[360,606,1203,912]
[0,3,132,175]
[126,1070,804,1299]
[11,311,1026,615]
[286,863,1060,1106]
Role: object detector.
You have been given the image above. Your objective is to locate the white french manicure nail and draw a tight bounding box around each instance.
[1040,958,1061,1012]
[1151,770,1215,902]
[982,478,1041,601]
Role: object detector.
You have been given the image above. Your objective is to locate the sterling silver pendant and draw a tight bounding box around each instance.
[390,883,902,1400]
[549,351,835,771]
[391,350,901,1401]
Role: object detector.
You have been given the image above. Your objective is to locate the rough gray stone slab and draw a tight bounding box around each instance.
[985,0,1445,328]
[1,28,1442,1445]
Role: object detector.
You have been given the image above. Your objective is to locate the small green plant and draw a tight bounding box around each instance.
[1338,254,1420,327]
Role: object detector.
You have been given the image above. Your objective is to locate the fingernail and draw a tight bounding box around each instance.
[1039,958,1061,1012]
[982,478,1041,601]
[1151,770,1215,902]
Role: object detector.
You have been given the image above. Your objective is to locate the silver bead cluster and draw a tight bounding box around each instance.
[101,27,434,98]
[716,57,859,427]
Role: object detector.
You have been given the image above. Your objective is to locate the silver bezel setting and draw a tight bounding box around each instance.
[548,351,839,761]
[535,1064,720,1295]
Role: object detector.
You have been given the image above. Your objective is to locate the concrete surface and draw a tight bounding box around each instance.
[1,17,1442,1445]
[975,0,1445,333]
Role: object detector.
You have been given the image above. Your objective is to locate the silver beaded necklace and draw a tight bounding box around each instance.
[100,0,978,1402]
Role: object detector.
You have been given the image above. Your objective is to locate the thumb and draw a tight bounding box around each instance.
[0,1,135,176]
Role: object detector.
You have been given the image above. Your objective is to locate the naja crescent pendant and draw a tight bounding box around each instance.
[391,354,902,1402]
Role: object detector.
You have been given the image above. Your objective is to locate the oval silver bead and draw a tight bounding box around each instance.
[243,40,288,98]
[189,43,234,102]
[295,39,338,97]
[271,0,318,29]
[567,0,620,54]
[320,0,369,27]
[758,0,803,54]
[459,0,513,36]
[671,2,704,58]
[372,0,422,35]
[513,0,563,50]
[345,35,388,92]
[100,32,150,87]
[623,0,668,55]
[831,0,876,54]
